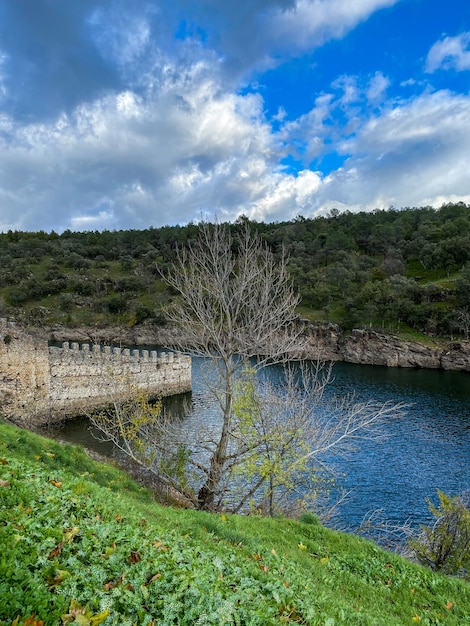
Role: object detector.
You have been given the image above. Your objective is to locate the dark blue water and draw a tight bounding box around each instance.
[187,359,470,529]
[317,363,470,529]
[56,357,470,530]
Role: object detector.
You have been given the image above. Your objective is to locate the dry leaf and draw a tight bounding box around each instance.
[128,551,141,564]
[48,541,65,560]
[23,616,44,626]
[145,573,162,586]
[104,573,125,590]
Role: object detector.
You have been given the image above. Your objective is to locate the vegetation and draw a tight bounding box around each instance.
[163,223,305,511]
[0,203,469,342]
[1,420,469,625]
[409,491,470,579]
[89,224,404,517]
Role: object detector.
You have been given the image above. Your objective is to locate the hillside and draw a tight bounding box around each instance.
[0,420,469,625]
[1,203,469,344]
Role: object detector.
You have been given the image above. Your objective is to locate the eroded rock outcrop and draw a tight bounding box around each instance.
[302,324,470,371]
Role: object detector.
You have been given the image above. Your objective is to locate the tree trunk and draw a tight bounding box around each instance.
[198,384,232,510]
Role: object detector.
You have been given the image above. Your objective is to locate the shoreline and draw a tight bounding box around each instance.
[40,322,470,373]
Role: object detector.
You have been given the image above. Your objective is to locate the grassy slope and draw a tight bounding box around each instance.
[0,421,469,626]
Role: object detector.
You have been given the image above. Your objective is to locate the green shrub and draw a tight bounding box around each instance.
[409,490,470,578]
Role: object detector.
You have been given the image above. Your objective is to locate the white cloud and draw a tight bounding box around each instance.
[308,90,470,212]
[425,32,470,73]
[267,0,398,55]
[70,208,116,232]
[1,0,469,234]
[247,169,323,222]
[2,69,469,234]
[0,52,8,102]
[366,72,390,103]
[87,5,153,71]
[275,72,392,167]
[276,93,334,162]
[0,59,279,231]
[165,0,401,77]
[331,75,361,105]
[400,78,418,87]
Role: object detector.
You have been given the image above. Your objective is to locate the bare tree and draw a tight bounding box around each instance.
[163,222,305,510]
[89,222,406,517]
[455,307,470,340]
[161,223,405,513]
[357,508,415,557]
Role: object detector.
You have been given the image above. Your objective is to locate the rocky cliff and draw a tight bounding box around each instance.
[302,324,470,371]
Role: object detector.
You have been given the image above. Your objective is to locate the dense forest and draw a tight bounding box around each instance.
[1,202,469,342]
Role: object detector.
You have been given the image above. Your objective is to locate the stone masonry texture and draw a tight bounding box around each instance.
[0,320,191,425]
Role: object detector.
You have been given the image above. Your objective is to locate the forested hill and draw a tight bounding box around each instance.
[1,203,469,342]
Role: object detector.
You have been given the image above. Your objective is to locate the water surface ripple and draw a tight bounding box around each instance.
[57,356,470,530]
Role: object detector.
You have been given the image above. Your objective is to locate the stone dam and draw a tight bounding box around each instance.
[0,320,191,425]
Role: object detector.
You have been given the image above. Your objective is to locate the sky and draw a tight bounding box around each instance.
[0,0,469,233]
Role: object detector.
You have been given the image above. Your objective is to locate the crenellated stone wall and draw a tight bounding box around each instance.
[0,320,191,425]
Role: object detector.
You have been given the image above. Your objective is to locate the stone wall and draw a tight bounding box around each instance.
[0,320,191,425]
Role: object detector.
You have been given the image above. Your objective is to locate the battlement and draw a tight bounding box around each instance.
[0,320,191,425]
[48,341,178,366]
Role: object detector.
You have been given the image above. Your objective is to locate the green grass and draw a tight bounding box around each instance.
[295,307,325,322]
[0,421,469,625]
[406,261,461,287]
[432,276,459,290]
[392,327,446,347]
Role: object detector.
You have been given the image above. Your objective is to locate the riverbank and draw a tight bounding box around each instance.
[43,322,470,372]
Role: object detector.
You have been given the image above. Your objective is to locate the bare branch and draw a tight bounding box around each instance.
[162,222,306,365]
[89,222,407,519]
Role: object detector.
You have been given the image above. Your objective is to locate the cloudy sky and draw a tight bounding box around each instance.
[0,0,469,232]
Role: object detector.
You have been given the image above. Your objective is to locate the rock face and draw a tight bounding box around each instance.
[302,324,470,371]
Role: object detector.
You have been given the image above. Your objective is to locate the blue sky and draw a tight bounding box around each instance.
[0,0,469,232]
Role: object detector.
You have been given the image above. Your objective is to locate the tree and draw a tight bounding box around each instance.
[88,222,406,516]
[160,223,404,514]
[89,388,195,507]
[456,263,470,307]
[163,222,305,510]
[454,307,470,340]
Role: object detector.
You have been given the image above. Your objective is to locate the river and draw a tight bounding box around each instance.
[54,356,470,532]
